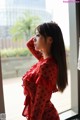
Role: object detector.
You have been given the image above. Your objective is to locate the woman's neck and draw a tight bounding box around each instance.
[42,52,52,59]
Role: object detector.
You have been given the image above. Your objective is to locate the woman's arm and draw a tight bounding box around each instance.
[30,63,51,120]
[30,80,48,120]
[26,37,43,60]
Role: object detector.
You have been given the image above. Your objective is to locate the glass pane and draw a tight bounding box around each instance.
[0,0,71,119]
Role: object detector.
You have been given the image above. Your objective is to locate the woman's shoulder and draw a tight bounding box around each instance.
[39,57,57,68]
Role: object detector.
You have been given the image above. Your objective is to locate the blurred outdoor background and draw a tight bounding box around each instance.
[0,0,71,120]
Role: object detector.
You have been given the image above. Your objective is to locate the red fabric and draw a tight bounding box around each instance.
[21,37,60,120]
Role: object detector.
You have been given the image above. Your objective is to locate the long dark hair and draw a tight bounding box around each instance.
[36,21,68,92]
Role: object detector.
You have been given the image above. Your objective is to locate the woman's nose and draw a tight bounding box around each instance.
[33,36,36,42]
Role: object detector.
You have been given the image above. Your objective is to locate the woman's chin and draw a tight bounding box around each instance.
[35,46,39,51]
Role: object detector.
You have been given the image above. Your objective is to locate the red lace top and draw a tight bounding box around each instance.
[21,37,60,120]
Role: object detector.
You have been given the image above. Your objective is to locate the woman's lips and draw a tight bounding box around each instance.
[34,44,36,47]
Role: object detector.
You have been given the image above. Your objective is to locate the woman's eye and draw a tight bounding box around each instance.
[36,34,40,37]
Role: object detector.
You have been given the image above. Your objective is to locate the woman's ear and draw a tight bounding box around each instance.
[47,37,53,44]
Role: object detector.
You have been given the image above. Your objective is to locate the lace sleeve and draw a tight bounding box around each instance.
[26,37,43,60]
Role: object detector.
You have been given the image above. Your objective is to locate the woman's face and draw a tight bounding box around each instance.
[33,30,50,52]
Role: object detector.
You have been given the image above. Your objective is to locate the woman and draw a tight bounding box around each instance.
[21,21,68,120]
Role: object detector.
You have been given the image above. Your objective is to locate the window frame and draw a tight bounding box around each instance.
[0,3,80,119]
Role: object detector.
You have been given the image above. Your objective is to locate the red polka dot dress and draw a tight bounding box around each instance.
[21,37,60,120]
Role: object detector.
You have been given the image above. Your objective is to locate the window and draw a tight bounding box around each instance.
[0,0,79,119]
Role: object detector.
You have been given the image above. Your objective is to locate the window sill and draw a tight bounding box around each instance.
[59,109,78,120]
